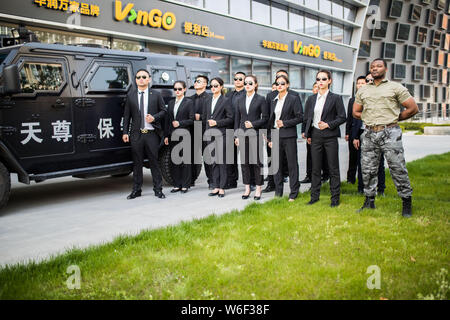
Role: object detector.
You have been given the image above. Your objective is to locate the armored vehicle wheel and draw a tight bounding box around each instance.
[0,162,11,210]
[158,145,201,186]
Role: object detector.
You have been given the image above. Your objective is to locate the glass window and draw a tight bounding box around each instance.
[305,67,318,90]
[382,43,396,60]
[177,48,202,57]
[230,0,250,20]
[331,0,344,19]
[319,20,332,41]
[19,62,64,93]
[409,4,422,22]
[396,23,411,42]
[252,0,271,25]
[304,0,318,11]
[304,14,319,37]
[413,66,425,81]
[288,65,303,89]
[112,38,144,52]
[415,27,427,44]
[404,45,416,62]
[175,0,202,7]
[271,3,288,29]
[427,9,437,25]
[332,71,343,93]
[231,57,251,80]
[252,60,271,87]
[289,9,304,33]
[430,30,442,47]
[359,41,371,58]
[271,63,289,82]
[343,3,356,22]
[392,64,406,80]
[405,84,415,97]
[332,24,344,43]
[422,48,433,63]
[28,26,109,47]
[343,27,352,45]
[205,52,230,84]
[205,0,228,14]
[320,0,332,16]
[371,21,388,39]
[389,0,403,18]
[90,66,129,91]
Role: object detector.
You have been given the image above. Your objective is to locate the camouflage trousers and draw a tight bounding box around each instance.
[361,125,412,198]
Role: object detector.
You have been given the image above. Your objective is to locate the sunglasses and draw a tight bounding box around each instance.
[366,78,374,82]
[234,77,243,81]
[211,84,220,88]
[276,82,286,86]
[195,79,204,83]
[173,87,184,91]
[316,77,328,82]
[244,81,253,86]
[136,75,148,80]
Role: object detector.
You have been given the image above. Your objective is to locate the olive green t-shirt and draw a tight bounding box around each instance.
[355,79,412,126]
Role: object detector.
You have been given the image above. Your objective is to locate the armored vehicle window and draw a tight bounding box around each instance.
[19,62,64,93]
[89,66,129,91]
[151,69,177,86]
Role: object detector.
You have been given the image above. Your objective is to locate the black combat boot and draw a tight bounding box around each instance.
[402,196,412,218]
[357,196,375,213]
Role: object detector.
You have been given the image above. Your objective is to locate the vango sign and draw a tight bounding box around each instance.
[114,0,176,30]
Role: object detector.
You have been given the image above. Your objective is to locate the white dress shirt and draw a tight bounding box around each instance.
[274,93,286,129]
[245,92,255,114]
[138,87,154,130]
[313,90,329,129]
[173,96,184,119]
[211,94,221,115]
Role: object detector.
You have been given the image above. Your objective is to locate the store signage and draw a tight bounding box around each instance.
[261,40,288,52]
[34,0,100,16]
[114,0,176,30]
[182,22,224,40]
[293,40,321,58]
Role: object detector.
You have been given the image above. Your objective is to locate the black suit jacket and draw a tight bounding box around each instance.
[234,93,269,131]
[189,91,211,115]
[123,87,167,140]
[304,91,346,139]
[345,97,363,141]
[164,97,195,139]
[202,95,234,134]
[267,92,303,140]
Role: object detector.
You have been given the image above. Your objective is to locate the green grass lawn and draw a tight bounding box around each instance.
[0,153,449,300]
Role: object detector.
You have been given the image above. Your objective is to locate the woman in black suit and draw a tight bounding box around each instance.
[234,75,269,200]
[202,77,234,198]
[267,75,303,202]
[164,81,194,193]
[304,70,346,207]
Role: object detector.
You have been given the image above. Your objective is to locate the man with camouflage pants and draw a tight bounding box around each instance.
[353,58,419,217]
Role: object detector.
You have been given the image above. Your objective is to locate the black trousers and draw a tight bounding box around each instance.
[226,144,239,186]
[310,128,340,202]
[131,131,163,192]
[306,141,329,179]
[347,139,358,183]
[239,135,264,186]
[266,141,289,187]
[171,142,192,189]
[273,137,300,199]
[191,125,202,185]
[207,135,227,189]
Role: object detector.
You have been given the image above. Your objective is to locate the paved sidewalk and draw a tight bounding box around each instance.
[1,134,449,267]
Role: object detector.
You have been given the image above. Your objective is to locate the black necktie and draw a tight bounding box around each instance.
[139,91,145,129]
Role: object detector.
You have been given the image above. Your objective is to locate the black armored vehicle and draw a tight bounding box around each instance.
[0,38,218,209]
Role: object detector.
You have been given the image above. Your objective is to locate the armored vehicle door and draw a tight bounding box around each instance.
[77,60,132,166]
[0,55,74,174]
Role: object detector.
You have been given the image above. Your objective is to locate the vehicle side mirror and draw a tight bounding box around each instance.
[1,65,21,96]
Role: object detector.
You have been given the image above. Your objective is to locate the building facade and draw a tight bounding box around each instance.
[0,0,370,105]
[356,0,450,123]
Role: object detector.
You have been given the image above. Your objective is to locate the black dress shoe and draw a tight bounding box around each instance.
[242,194,250,200]
[330,200,340,207]
[155,191,166,199]
[300,177,311,183]
[209,191,219,196]
[307,198,319,205]
[218,193,225,198]
[262,185,275,193]
[170,188,181,193]
[127,190,141,200]
[254,195,261,201]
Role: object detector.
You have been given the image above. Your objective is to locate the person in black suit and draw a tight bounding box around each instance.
[345,76,366,184]
[202,77,234,198]
[225,71,246,189]
[164,81,195,193]
[234,75,269,200]
[189,75,211,188]
[122,69,167,200]
[267,74,303,202]
[304,70,346,207]
[263,70,296,193]
[301,82,329,184]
